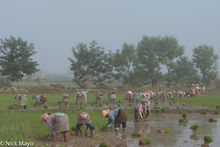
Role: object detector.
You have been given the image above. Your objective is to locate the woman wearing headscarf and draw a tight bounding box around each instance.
[41,112,69,142]
[134,99,148,121]
[76,112,95,137]
[15,94,27,109]
[102,108,127,131]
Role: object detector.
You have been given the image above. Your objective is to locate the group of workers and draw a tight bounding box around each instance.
[41,107,128,142]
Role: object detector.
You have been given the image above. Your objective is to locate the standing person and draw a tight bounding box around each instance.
[125,91,133,104]
[196,84,200,95]
[202,85,206,93]
[102,108,127,131]
[96,92,103,105]
[190,84,196,98]
[132,92,139,103]
[62,94,69,108]
[108,91,116,104]
[41,112,69,142]
[76,112,95,137]
[15,94,27,109]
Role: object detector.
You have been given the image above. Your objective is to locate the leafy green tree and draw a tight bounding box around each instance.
[0,36,39,87]
[192,45,218,85]
[159,36,184,87]
[136,36,162,87]
[173,57,200,86]
[69,41,113,88]
[69,43,90,88]
[112,43,136,85]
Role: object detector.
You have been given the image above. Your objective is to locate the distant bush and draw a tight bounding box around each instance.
[0,77,11,88]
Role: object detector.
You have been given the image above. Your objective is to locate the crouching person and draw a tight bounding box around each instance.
[76,112,95,137]
[102,108,127,131]
[134,100,146,121]
[41,112,69,142]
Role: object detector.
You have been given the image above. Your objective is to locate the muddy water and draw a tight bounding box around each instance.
[126,118,220,147]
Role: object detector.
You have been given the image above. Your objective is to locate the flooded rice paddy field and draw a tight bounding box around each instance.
[37,113,220,147]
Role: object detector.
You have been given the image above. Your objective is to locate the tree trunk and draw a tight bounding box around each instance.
[17,78,20,89]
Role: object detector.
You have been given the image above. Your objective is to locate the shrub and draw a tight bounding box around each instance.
[204,136,213,144]
[144,138,152,145]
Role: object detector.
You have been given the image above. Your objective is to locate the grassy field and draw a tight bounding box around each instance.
[0,92,220,143]
[0,109,133,142]
[176,94,220,107]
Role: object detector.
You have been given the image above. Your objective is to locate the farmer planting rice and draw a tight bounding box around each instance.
[33,93,47,105]
[76,112,95,137]
[141,97,151,118]
[41,112,69,142]
[102,108,127,131]
[132,92,139,103]
[62,94,69,108]
[76,92,85,108]
[125,91,133,104]
[15,94,27,109]
[108,91,116,104]
[196,84,200,94]
[96,91,103,105]
[134,99,149,121]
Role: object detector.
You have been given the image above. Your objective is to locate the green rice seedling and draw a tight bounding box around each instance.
[163,128,171,135]
[144,138,152,145]
[214,111,220,115]
[99,142,110,147]
[161,108,165,113]
[208,118,217,123]
[156,108,161,114]
[203,136,213,144]
[131,132,140,137]
[190,124,199,134]
[182,112,188,120]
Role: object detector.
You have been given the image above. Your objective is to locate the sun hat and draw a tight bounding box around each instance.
[102,109,110,118]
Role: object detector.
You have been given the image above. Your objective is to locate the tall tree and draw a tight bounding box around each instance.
[136,36,162,87]
[173,57,200,86]
[159,36,184,87]
[192,45,218,85]
[69,41,113,88]
[112,43,136,85]
[0,36,39,88]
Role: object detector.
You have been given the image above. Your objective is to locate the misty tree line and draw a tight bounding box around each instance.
[69,36,218,88]
[0,36,218,88]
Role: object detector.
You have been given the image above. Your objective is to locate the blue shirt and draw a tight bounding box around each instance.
[107,108,120,126]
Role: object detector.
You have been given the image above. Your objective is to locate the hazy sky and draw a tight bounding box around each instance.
[0,0,220,75]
